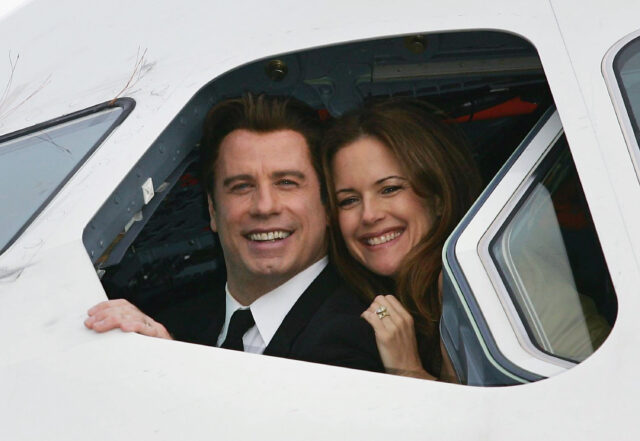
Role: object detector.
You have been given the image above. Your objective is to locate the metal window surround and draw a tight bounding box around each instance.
[0,98,134,256]
[451,109,573,378]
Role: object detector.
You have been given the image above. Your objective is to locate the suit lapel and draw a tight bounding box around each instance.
[263,264,338,357]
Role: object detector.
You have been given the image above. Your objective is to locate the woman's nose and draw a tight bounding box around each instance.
[361,198,384,225]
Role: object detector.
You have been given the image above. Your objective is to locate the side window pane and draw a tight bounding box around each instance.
[0,107,123,253]
[613,36,640,146]
[490,136,616,362]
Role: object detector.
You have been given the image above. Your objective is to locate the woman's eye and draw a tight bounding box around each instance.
[381,185,402,195]
[337,196,358,208]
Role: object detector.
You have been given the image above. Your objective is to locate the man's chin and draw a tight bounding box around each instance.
[243,255,293,274]
[250,264,294,279]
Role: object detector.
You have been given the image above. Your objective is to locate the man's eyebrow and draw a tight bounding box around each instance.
[272,170,306,180]
[222,174,253,187]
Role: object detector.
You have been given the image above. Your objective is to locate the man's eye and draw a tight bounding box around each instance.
[381,185,402,195]
[337,196,358,208]
[230,183,252,192]
[277,179,298,187]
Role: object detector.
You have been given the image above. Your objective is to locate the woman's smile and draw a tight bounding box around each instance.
[359,228,404,247]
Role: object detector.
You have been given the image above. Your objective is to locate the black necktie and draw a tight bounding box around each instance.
[221,309,255,351]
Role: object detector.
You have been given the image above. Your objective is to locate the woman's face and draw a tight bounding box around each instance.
[332,136,438,277]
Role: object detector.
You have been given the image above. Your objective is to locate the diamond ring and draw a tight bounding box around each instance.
[375,305,390,319]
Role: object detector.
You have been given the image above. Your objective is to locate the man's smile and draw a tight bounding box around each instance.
[246,230,292,242]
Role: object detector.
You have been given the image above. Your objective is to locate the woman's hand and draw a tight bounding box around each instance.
[362,295,436,380]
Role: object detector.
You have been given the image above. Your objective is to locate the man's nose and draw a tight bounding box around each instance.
[361,197,384,225]
[250,185,281,216]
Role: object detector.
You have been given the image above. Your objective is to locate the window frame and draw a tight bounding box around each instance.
[0,98,135,256]
[442,108,599,382]
[481,135,602,365]
[603,28,640,180]
[476,131,572,369]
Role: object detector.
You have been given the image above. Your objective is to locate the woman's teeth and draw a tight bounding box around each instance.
[248,231,291,241]
[366,230,401,246]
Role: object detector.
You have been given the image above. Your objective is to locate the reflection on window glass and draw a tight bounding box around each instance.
[614,36,640,146]
[490,136,616,362]
[0,107,123,253]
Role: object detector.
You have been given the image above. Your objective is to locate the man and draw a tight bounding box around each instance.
[85,94,383,372]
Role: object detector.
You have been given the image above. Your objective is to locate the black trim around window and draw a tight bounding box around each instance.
[0,98,135,256]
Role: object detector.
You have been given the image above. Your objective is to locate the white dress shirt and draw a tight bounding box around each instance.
[216,256,329,354]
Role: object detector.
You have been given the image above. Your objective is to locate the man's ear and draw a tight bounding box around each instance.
[207,196,218,232]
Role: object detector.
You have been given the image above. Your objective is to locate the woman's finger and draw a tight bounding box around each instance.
[372,295,401,330]
[361,309,389,337]
[384,295,414,324]
[364,299,395,335]
[380,295,414,338]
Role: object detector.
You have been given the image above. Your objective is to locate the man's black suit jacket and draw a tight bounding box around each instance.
[159,264,384,373]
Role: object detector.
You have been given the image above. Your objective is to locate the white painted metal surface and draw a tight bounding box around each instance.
[1,0,639,439]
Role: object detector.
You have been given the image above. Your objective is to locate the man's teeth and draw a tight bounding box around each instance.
[366,231,402,246]
[248,231,291,241]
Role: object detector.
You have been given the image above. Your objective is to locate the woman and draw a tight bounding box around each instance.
[322,98,482,380]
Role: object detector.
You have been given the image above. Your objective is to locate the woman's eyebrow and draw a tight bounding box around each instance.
[375,175,407,185]
[336,176,407,193]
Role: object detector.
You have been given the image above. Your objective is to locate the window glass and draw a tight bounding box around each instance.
[490,135,616,362]
[0,107,123,253]
[613,36,640,147]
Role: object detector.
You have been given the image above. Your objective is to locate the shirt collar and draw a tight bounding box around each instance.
[223,256,328,346]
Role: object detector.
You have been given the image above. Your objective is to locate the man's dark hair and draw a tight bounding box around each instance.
[200,93,325,204]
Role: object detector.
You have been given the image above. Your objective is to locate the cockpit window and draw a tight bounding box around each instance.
[489,135,615,362]
[612,36,640,149]
[84,31,558,384]
[0,102,130,254]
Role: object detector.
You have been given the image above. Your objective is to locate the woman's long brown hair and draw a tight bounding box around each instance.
[322,98,482,375]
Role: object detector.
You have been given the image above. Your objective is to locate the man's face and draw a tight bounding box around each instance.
[209,129,327,291]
